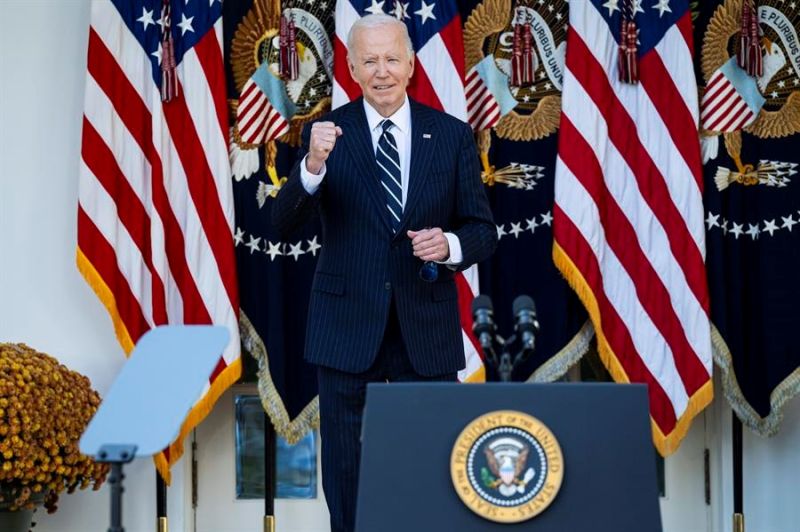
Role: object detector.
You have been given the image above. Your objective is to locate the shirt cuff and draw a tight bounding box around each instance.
[439,232,463,266]
[299,155,326,194]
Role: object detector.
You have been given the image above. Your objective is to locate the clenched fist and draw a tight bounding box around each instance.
[306,121,343,175]
[407,228,450,262]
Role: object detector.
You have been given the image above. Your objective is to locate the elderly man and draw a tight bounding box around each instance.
[272,13,496,532]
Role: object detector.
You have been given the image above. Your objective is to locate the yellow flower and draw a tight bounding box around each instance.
[0,343,108,513]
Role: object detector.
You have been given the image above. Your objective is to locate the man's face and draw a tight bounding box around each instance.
[347,23,414,117]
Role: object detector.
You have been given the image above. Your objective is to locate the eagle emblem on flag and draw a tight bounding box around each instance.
[228,0,334,192]
[701,0,800,190]
[463,0,567,142]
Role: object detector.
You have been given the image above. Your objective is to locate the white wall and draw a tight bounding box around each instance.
[2,2,799,532]
[0,2,188,531]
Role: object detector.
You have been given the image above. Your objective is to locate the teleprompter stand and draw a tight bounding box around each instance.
[80,326,230,532]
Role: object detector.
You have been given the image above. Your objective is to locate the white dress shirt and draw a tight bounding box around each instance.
[299,97,463,265]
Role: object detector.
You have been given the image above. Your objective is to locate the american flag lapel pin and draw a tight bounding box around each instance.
[423,133,431,139]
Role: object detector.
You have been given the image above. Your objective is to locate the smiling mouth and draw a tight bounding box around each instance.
[374,85,394,90]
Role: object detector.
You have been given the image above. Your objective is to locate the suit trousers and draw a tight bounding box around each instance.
[317,299,458,532]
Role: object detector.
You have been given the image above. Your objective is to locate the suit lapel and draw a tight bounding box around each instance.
[398,100,436,234]
[338,99,394,233]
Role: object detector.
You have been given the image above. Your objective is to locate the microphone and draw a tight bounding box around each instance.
[512,295,539,352]
[471,295,496,352]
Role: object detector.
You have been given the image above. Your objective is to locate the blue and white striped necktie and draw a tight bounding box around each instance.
[375,119,403,232]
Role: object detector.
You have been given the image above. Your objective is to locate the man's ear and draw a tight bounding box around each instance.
[408,54,415,79]
[347,57,357,82]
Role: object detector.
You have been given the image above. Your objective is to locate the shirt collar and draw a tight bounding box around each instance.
[363,96,411,135]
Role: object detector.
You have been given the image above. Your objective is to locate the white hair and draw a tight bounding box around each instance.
[346,14,414,58]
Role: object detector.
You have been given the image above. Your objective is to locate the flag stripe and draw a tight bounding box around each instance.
[78,207,151,342]
[472,97,500,131]
[675,9,695,55]
[701,82,735,119]
[703,71,726,101]
[80,0,241,481]
[703,84,737,125]
[79,161,156,330]
[559,116,710,395]
[554,1,712,455]
[553,206,678,431]
[573,9,707,258]
[81,119,169,326]
[566,29,709,311]
[560,75,711,365]
[655,13,699,123]
[456,268,485,382]
[724,108,755,132]
[266,112,290,139]
[468,90,493,118]
[414,20,467,120]
[159,132,234,329]
[239,82,263,118]
[407,63,445,112]
[710,98,749,132]
[244,106,270,144]
[240,96,269,136]
[86,28,211,324]
[478,110,500,131]
[641,40,703,188]
[161,85,239,312]
[438,15,465,83]
[333,35,361,101]
[192,29,229,142]
[455,270,482,357]
[702,96,740,128]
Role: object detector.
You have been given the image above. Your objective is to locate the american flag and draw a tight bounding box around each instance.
[332,0,484,381]
[553,0,713,455]
[333,0,466,119]
[77,0,240,480]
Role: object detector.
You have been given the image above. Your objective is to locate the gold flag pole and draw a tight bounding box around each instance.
[732,413,745,532]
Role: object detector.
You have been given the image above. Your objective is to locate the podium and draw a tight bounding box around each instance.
[356,383,662,532]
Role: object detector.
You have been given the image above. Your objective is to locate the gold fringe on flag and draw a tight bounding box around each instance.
[553,242,714,456]
[240,312,320,444]
[77,247,242,484]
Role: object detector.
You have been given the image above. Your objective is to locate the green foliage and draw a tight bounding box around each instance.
[480,467,496,488]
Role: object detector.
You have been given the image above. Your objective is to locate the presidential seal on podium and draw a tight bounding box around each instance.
[450,410,564,523]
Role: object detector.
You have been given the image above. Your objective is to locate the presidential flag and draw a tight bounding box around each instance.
[697,0,800,438]
[553,0,713,455]
[456,0,592,384]
[224,0,334,440]
[333,0,485,381]
[78,0,240,481]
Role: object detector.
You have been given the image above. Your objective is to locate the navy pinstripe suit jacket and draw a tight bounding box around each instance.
[272,98,497,376]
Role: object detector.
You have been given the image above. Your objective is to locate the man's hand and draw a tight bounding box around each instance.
[306,121,343,174]
[407,228,450,262]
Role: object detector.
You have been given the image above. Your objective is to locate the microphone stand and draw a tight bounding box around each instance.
[485,334,534,383]
[472,294,538,382]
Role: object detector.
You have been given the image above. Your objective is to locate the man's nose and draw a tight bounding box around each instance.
[375,60,388,76]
